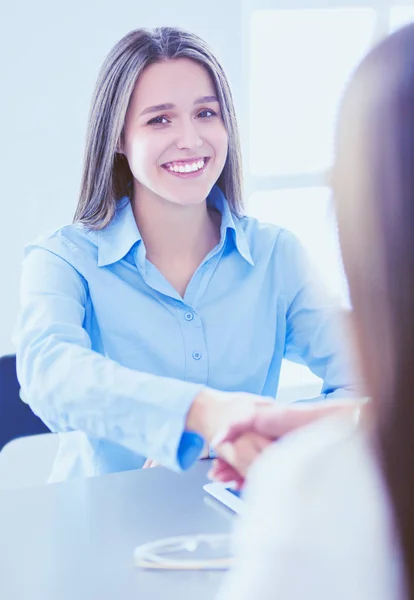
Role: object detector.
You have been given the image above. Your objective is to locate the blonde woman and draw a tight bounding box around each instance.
[15,27,354,482]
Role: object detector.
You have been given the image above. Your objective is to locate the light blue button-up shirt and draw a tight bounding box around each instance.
[15,185,354,481]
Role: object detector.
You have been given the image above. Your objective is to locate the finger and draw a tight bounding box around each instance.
[251,432,272,452]
[214,399,359,446]
[213,435,270,480]
[221,400,361,445]
[208,459,228,478]
[254,400,358,438]
[212,417,255,446]
[217,434,261,478]
[210,461,237,479]
[209,463,245,488]
[212,465,239,482]
[143,458,153,468]
[233,437,261,477]
[217,473,244,489]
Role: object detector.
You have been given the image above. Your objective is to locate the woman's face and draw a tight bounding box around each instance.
[121,58,229,206]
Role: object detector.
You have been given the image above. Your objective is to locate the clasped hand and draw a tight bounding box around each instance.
[207,396,360,489]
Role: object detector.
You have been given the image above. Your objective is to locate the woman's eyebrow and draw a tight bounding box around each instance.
[139,95,219,116]
[139,102,175,116]
[194,95,219,104]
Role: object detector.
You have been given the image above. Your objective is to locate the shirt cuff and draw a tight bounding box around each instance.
[293,389,356,403]
[177,431,206,470]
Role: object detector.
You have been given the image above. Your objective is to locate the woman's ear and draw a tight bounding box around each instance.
[116,136,125,155]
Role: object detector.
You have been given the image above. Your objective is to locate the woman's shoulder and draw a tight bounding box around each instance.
[223,414,403,600]
[237,214,306,262]
[238,213,290,242]
[26,222,99,266]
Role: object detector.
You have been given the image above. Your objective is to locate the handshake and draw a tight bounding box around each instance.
[187,389,360,489]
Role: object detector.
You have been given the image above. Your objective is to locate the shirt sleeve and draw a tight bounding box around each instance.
[14,246,205,471]
[278,230,358,401]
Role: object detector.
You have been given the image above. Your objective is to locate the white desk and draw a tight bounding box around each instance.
[0,461,235,600]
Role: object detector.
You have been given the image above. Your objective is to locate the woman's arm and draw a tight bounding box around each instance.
[16,246,209,471]
[210,399,363,485]
[280,230,358,400]
[16,247,268,472]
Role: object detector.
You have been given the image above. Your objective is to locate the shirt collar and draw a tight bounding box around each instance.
[97,197,141,267]
[97,185,254,267]
[208,185,254,266]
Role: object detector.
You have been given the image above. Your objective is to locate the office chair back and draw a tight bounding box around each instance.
[0,354,50,451]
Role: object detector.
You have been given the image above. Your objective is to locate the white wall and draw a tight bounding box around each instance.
[0,0,244,355]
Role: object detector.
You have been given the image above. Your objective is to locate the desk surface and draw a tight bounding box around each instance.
[0,461,235,600]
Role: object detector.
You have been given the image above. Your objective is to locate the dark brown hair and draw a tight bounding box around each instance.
[333,24,414,599]
[74,27,243,229]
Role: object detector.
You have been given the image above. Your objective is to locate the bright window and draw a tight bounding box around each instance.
[247,1,414,389]
[249,187,348,304]
[390,5,414,31]
[249,8,376,176]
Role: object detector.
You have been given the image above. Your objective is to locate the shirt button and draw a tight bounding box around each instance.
[192,351,202,361]
[185,312,194,321]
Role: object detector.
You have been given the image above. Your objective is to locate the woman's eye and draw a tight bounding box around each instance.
[147,115,170,125]
[197,109,217,119]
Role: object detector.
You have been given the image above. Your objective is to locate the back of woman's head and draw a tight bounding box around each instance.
[74,27,243,228]
[333,24,414,599]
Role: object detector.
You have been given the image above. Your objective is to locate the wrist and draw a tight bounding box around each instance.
[186,388,221,441]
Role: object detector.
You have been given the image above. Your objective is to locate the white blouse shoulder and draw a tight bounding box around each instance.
[218,415,405,600]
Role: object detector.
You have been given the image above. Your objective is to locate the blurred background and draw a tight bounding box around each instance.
[1,0,413,389]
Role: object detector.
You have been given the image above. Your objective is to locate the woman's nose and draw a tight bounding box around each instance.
[175,119,203,150]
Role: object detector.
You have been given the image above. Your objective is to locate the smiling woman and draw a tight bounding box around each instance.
[14,27,356,483]
[120,58,228,210]
[74,28,242,228]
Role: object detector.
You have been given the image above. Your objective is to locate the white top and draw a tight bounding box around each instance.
[217,416,406,600]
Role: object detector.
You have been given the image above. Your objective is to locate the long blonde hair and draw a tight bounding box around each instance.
[74,27,244,229]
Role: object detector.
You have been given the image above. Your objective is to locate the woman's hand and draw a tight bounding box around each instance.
[185,389,273,479]
[186,389,272,444]
[209,399,363,487]
[213,431,272,488]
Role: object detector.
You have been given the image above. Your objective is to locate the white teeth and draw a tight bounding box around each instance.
[166,159,206,173]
